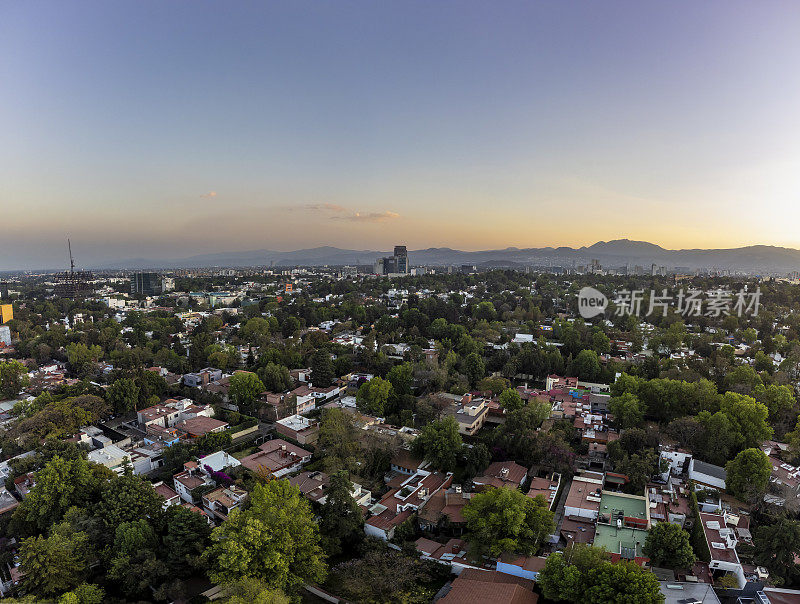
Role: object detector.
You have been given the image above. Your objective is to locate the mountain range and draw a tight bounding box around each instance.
[90,239,800,274]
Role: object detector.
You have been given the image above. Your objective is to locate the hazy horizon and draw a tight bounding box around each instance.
[2,1,800,269]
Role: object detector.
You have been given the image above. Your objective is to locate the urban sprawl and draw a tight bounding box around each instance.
[2,247,800,603]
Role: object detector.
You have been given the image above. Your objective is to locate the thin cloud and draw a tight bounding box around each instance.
[303,203,347,213]
[333,211,400,223]
[298,203,400,222]
[200,191,218,198]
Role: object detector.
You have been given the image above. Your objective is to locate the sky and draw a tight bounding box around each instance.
[2,1,800,269]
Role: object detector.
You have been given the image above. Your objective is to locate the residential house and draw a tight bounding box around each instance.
[288,471,372,506]
[496,554,548,581]
[183,367,223,388]
[391,449,425,475]
[435,393,489,436]
[593,490,651,564]
[176,416,229,438]
[152,481,181,509]
[689,459,727,491]
[563,471,604,520]
[365,469,453,541]
[173,461,213,504]
[527,474,561,510]
[0,488,19,516]
[473,461,528,490]
[418,485,473,534]
[239,439,312,478]
[202,485,248,522]
[275,414,319,445]
[438,569,538,604]
[699,511,748,588]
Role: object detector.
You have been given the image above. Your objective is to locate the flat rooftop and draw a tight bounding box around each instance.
[593,523,648,559]
[600,491,648,521]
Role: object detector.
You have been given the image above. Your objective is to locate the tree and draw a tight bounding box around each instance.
[58,584,105,604]
[608,393,644,429]
[161,504,213,575]
[19,524,90,598]
[317,408,361,472]
[240,317,272,343]
[571,349,600,381]
[718,392,773,450]
[643,522,696,569]
[328,546,448,604]
[15,455,106,532]
[538,543,609,602]
[539,544,663,603]
[499,388,524,412]
[257,362,293,392]
[218,578,290,604]
[585,560,664,603]
[725,448,771,503]
[0,360,29,399]
[411,416,462,472]
[356,377,392,416]
[66,342,102,377]
[463,443,491,480]
[311,349,334,387]
[204,479,327,594]
[753,518,800,586]
[463,353,486,387]
[95,472,163,531]
[320,471,364,556]
[386,363,414,397]
[229,371,265,414]
[463,487,554,557]
[477,375,511,395]
[107,377,140,414]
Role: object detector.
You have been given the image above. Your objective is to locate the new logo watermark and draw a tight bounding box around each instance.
[577,287,761,319]
[578,287,608,319]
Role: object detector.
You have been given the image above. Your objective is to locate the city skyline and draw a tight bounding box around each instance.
[2,1,800,269]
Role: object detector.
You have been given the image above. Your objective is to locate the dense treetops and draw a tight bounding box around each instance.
[3,270,800,598]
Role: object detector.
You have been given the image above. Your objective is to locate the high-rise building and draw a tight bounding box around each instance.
[131,272,162,296]
[374,245,410,275]
[394,246,409,274]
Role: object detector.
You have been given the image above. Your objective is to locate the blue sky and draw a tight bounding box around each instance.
[2,1,799,268]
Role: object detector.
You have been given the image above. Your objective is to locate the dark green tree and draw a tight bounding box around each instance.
[411,416,462,472]
[643,522,696,569]
[320,471,364,556]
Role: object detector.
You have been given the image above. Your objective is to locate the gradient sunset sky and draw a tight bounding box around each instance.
[2,1,800,269]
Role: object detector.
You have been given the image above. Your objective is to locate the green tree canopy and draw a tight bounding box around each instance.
[411,416,462,472]
[463,487,554,557]
[725,448,772,503]
[229,371,266,414]
[643,522,696,569]
[0,359,30,400]
[19,523,90,598]
[310,348,334,387]
[753,518,800,587]
[539,544,663,603]
[608,393,645,429]
[107,377,140,414]
[204,479,327,594]
[499,388,524,412]
[356,377,393,417]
